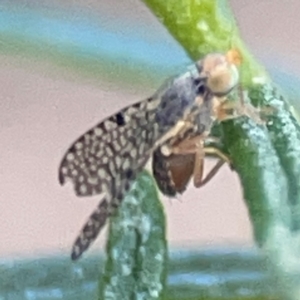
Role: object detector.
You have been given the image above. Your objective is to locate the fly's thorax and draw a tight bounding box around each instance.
[150,61,216,155]
[158,95,213,158]
[154,64,209,133]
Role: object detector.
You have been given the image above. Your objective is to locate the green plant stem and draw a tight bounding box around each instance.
[141,0,265,87]
[141,0,300,298]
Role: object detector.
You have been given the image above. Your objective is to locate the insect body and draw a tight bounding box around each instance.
[152,50,243,197]
[58,51,240,260]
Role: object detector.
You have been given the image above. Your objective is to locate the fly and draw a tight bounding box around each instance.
[58,50,243,260]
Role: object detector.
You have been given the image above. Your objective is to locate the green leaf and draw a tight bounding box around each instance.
[99,171,168,300]
[221,117,290,245]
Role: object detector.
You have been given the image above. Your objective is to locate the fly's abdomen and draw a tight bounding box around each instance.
[152,149,195,197]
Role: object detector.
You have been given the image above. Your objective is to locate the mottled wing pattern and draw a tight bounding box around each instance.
[59,97,161,197]
[71,197,110,260]
[59,96,164,259]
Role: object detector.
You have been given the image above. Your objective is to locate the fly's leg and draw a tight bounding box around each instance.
[212,96,243,122]
[171,132,210,155]
[168,133,231,188]
[170,133,207,188]
[236,84,275,120]
[196,159,225,188]
[194,146,231,188]
[154,120,194,150]
[165,132,216,187]
[173,137,205,188]
[196,146,233,188]
[204,147,231,164]
[213,84,275,124]
[193,143,205,188]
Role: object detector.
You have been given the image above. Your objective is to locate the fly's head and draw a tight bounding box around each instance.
[197,49,242,97]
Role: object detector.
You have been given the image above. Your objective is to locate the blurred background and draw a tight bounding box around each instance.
[2,0,300,260]
[2,0,300,259]
[3,1,300,298]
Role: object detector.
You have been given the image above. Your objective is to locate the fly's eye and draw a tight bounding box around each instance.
[197,83,206,95]
[194,78,206,95]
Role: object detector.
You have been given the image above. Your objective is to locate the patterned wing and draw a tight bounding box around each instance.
[58,67,202,198]
[59,96,165,259]
[59,97,161,197]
